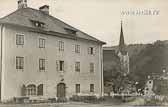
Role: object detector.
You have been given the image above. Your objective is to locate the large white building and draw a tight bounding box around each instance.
[0,0,105,102]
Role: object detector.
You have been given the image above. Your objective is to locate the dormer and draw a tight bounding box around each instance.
[64,28,77,35]
[30,20,45,28]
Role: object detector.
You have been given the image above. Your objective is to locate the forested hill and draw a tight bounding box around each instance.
[103,40,168,88]
[129,40,168,87]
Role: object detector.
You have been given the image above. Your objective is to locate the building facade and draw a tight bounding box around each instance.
[0,0,105,102]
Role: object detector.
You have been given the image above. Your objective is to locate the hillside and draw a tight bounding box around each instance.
[103,40,168,89]
[129,40,168,88]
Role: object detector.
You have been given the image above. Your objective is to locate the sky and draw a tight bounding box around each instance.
[0,0,168,46]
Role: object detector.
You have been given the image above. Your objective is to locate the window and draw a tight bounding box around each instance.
[75,84,80,93]
[39,38,45,48]
[75,45,80,53]
[16,34,24,45]
[59,41,64,51]
[90,84,94,92]
[56,60,65,71]
[88,47,94,55]
[149,81,152,84]
[26,84,36,96]
[35,22,44,27]
[75,62,80,72]
[37,84,43,96]
[59,61,64,71]
[39,59,45,71]
[30,20,45,28]
[90,63,94,72]
[16,57,24,70]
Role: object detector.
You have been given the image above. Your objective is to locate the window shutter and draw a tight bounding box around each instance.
[65,61,68,72]
[56,60,59,71]
[22,57,24,69]
[63,61,65,71]
[37,84,43,96]
[88,47,90,54]
[21,84,26,96]
[93,48,96,55]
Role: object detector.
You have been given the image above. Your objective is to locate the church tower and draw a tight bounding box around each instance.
[118,21,130,75]
[119,21,126,52]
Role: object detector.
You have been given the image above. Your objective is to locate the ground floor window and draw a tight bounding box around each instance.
[22,84,43,96]
[37,84,43,96]
[90,84,94,92]
[26,84,36,96]
[75,84,80,93]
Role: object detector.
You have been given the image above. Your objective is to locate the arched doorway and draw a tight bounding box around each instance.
[57,83,66,98]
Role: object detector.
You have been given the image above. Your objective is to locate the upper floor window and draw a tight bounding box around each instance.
[75,84,80,93]
[39,58,45,71]
[16,56,24,70]
[90,84,94,92]
[39,38,45,48]
[90,63,94,72]
[56,60,64,71]
[75,62,80,72]
[16,34,24,45]
[88,47,95,55]
[75,45,80,53]
[59,41,64,51]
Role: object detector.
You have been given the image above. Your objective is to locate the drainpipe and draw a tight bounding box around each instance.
[100,46,104,97]
[0,24,4,101]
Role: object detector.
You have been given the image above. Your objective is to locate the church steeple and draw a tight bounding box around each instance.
[119,21,125,52]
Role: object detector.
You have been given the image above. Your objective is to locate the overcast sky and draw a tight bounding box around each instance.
[0,0,168,46]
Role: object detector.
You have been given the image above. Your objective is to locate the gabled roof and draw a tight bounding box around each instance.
[0,7,105,44]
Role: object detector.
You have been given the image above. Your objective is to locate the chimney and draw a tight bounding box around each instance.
[18,0,27,9]
[39,5,49,15]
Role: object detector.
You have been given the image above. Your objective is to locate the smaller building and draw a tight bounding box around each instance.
[144,68,168,96]
[144,78,154,96]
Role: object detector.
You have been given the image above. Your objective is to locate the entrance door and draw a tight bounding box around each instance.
[57,83,66,98]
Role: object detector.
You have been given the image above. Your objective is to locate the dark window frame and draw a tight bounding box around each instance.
[75,62,80,72]
[26,84,36,96]
[39,38,45,48]
[16,34,24,45]
[75,84,80,93]
[88,47,94,55]
[75,44,80,53]
[37,84,43,96]
[90,84,94,92]
[39,58,45,71]
[16,56,24,70]
[59,60,64,71]
[59,41,64,51]
[90,63,94,72]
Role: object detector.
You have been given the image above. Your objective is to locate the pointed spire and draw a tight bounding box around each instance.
[119,21,125,52]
